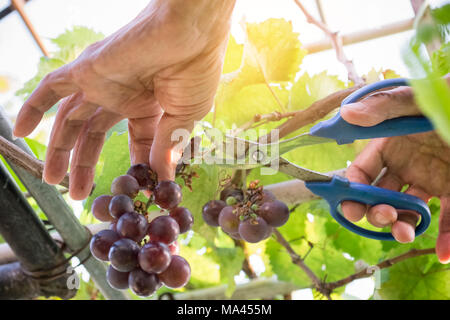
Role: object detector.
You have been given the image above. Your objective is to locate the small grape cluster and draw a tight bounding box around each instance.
[89,164,194,297]
[202,181,289,243]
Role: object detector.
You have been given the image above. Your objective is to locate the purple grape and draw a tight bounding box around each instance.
[116,212,149,242]
[128,268,160,297]
[108,238,140,272]
[159,255,191,289]
[127,163,156,190]
[154,181,182,209]
[109,194,134,219]
[109,220,118,232]
[90,230,120,261]
[147,216,180,244]
[259,200,289,227]
[260,190,276,203]
[202,200,226,227]
[106,265,129,290]
[92,195,113,222]
[111,175,140,198]
[218,206,240,234]
[169,207,194,234]
[238,217,270,243]
[138,242,171,274]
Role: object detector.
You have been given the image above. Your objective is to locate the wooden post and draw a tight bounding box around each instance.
[10,0,49,57]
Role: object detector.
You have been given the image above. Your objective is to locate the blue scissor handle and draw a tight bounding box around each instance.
[309,78,434,144]
[305,176,431,240]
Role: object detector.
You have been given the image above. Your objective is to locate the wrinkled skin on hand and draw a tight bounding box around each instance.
[340,82,450,264]
[13,0,235,200]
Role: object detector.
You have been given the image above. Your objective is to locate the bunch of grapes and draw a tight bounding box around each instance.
[89,163,194,297]
[202,181,289,243]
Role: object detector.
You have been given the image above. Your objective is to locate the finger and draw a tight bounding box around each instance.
[340,86,421,127]
[43,94,98,184]
[69,109,123,200]
[342,140,385,222]
[150,113,198,181]
[392,186,429,243]
[367,204,397,228]
[128,111,163,166]
[436,195,450,264]
[14,65,78,137]
[366,174,403,227]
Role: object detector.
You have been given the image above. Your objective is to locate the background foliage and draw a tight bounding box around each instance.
[11,8,450,300]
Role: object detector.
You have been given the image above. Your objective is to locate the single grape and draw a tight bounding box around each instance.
[220,188,244,202]
[154,181,182,209]
[202,200,226,227]
[260,190,277,203]
[159,255,191,289]
[147,216,180,244]
[128,268,160,297]
[90,230,120,261]
[169,207,194,234]
[238,217,270,243]
[106,265,129,290]
[111,175,140,198]
[109,194,134,219]
[168,241,180,255]
[117,212,149,242]
[108,238,140,272]
[109,220,118,232]
[259,200,290,227]
[92,195,113,222]
[218,206,240,234]
[127,163,156,190]
[138,242,171,274]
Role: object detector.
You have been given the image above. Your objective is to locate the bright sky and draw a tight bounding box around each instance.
[0,0,447,300]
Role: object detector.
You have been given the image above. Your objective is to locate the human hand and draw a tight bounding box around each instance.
[13,0,236,200]
[340,81,450,264]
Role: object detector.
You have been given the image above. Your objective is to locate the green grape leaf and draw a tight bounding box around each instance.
[378,254,450,300]
[214,18,306,126]
[51,26,104,51]
[222,36,243,74]
[244,18,306,82]
[177,164,226,243]
[180,245,221,288]
[289,72,346,110]
[211,247,245,297]
[16,26,104,105]
[84,132,130,211]
[24,137,47,160]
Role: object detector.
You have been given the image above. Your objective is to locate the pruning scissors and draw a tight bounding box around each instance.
[214,78,433,241]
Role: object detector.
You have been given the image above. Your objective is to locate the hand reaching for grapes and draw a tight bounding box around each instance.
[13,0,236,200]
[340,79,450,264]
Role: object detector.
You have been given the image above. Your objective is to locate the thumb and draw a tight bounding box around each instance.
[340,86,421,127]
[436,196,450,264]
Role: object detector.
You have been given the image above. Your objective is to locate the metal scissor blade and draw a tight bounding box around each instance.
[277,158,331,182]
[218,133,333,167]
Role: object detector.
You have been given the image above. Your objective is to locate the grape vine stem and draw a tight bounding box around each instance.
[325,247,436,291]
[273,229,332,299]
[293,0,364,85]
[0,136,70,188]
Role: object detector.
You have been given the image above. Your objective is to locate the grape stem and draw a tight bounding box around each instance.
[273,227,437,298]
[293,0,364,85]
[273,229,332,299]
